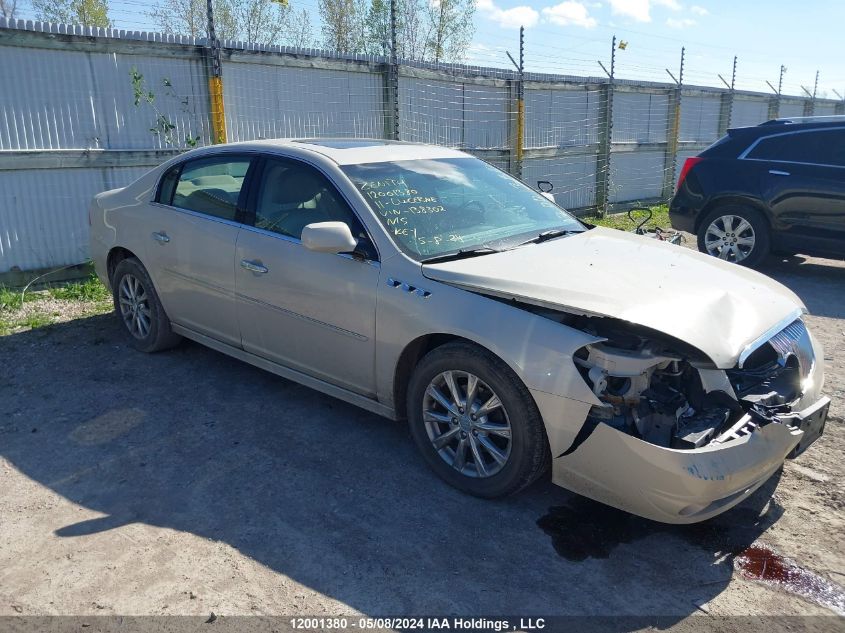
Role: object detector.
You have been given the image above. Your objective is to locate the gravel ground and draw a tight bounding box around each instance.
[0,251,843,631]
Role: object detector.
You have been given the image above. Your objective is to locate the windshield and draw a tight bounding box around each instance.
[341,157,584,259]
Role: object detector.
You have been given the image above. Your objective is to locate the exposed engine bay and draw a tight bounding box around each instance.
[572,316,808,450]
[520,306,812,452]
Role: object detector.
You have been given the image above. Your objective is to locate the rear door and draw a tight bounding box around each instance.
[145,153,256,346]
[234,155,380,396]
[746,127,845,253]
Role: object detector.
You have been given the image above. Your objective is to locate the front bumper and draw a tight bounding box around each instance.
[787,396,829,458]
[550,395,829,524]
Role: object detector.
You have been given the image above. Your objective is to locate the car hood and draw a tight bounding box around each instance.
[422,227,805,368]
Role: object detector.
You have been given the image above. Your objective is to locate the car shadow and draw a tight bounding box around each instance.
[0,314,790,620]
[758,255,845,320]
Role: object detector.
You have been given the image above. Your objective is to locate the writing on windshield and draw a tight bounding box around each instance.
[342,157,582,258]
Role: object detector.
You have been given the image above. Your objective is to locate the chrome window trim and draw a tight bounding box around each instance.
[149,201,244,230]
[737,307,804,369]
[739,157,845,170]
[154,150,263,205]
[737,126,845,166]
[237,222,381,268]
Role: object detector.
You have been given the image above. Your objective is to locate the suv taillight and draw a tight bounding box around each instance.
[676,156,704,189]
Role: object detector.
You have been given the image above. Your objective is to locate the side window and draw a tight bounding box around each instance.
[747,129,845,167]
[254,158,377,259]
[811,130,845,167]
[157,164,180,204]
[172,156,252,221]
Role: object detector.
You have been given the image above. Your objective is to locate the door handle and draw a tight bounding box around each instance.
[768,169,790,176]
[240,259,269,274]
[152,231,170,244]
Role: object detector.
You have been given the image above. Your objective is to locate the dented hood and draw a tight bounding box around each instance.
[422,227,804,368]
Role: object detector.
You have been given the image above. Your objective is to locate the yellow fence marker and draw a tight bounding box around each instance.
[208,76,227,144]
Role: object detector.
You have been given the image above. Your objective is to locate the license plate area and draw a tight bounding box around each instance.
[787,397,829,458]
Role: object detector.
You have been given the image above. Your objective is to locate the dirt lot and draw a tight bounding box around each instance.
[0,252,843,629]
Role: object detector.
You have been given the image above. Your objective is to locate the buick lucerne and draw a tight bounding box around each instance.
[89,139,829,523]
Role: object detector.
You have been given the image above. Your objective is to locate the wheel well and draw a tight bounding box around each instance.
[392,333,466,421]
[695,197,771,233]
[106,247,137,285]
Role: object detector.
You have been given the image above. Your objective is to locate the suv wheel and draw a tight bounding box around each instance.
[697,205,770,267]
[112,258,181,353]
[407,341,550,498]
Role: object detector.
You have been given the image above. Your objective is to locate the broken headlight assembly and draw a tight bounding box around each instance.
[571,317,813,451]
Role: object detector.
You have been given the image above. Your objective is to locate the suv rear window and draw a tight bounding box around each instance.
[746,128,845,167]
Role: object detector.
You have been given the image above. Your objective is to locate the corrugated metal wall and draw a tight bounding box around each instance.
[1,18,842,274]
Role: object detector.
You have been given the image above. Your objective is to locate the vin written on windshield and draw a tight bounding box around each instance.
[342,157,583,259]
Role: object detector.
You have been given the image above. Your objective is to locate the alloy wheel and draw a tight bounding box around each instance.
[704,214,756,263]
[422,370,512,478]
[118,274,152,339]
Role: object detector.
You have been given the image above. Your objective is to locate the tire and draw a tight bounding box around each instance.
[407,341,550,498]
[111,257,181,353]
[696,205,771,267]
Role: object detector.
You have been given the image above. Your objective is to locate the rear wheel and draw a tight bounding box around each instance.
[697,205,770,267]
[407,341,550,498]
[112,258,181,353]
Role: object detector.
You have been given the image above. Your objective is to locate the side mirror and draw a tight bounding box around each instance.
[301,221,358,254]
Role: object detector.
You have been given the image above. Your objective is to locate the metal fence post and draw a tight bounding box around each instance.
[505,27,525,179]
[515,26,524,180]
[802,70,819,116]
[835,90,845,116]
[766,65,785,119]
[205,0,226,144]
[385,0,400,140]
[717,56,736,136]
[662,47,684,200]
[595,36,616,217]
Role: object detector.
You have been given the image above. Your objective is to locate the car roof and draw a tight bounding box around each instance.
[727,116,845,136]
[222,138,470,165]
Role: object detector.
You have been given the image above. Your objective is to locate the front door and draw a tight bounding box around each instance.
[235,156,380,396]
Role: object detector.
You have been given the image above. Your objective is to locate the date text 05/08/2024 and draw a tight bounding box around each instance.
[289,617,547,631]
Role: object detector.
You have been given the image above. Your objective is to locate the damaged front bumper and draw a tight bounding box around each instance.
[539,317,829,524]
[551,395,828,524]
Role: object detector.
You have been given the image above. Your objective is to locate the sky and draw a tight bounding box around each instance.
[468,0,845,97]
[12,0,845,99]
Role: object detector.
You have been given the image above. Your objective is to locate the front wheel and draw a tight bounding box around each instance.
[407,341,550,498]
[697,205,770,267]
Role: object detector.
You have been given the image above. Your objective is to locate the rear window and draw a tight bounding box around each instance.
[172,156,252,221]
[746,129,845,167]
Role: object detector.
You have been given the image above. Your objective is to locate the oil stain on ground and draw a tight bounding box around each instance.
[537,493,845,614]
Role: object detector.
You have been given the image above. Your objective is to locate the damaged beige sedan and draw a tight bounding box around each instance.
[90,140,829,524]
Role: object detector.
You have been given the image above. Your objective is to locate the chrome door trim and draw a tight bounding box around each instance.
[234,292,370,341]
[171,323,394,418]
[163,267,234,297]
